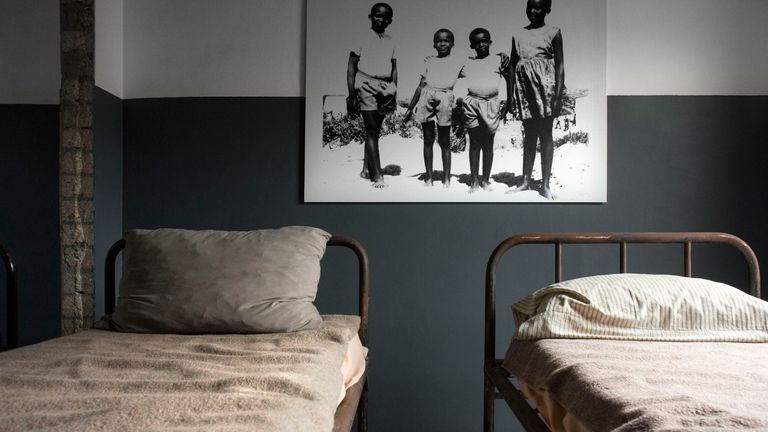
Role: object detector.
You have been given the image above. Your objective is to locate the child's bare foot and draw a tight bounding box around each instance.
[468,182,480,193]
[540,185,554,200]
[360,168,370,179]
[481,181,493,191]
[506,179,531,193]
[442,179,451,188]
[424,178,434,186]
[372,177,388,189]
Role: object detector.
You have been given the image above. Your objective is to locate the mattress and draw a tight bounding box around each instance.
[0,315,363,432]
[503,338,768,431]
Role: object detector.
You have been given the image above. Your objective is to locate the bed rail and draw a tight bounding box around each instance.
[1,243,19,351]
[104,234,370,432]
[483,232,761,432]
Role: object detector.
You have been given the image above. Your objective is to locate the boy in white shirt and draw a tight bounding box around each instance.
[347,3,398,188]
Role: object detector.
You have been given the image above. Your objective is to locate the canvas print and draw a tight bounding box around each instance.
[305,0,606,202]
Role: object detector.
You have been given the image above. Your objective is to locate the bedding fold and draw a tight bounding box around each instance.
[0,315,360,432]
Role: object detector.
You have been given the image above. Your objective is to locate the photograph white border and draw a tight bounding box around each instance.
[305,0,606,202]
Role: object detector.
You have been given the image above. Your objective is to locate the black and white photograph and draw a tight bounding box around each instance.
[305,0,606,202]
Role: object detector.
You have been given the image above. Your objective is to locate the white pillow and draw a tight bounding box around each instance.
[512,273,768,342]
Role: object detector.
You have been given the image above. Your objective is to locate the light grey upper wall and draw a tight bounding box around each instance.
[0,0,59,104]
[607,0,768,95]
[5,0,766,103]
[123,0,304,98]
[117,0,768,98]
[0,0,124,103]
[95,0,123,98]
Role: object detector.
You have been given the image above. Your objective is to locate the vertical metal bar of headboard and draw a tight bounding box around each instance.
[554,243,563,282]
[484,237,508,432]
[327,235,369,347]
[684,241,692,277]
[1,243,19,350]
[485,262,496,363]
[326,235,370,432]
[104,239,126,315]
[620,242,628,273]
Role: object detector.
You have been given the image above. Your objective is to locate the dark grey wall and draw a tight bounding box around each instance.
[94,87,123,319]
[0,88,123,345]
[122,95,768,431]
[0,104,60,346]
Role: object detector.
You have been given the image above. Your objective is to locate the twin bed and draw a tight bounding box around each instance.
[484,232,768,431]
[2,230,767,431]
[0,227,368,432]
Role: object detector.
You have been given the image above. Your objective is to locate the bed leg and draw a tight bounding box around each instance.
[484,374,494,432]
[357,379,368,432]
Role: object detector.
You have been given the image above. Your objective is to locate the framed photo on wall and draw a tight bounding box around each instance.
[305,0,606,202]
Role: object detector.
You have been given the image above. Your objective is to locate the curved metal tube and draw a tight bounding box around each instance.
[1,243,18,350]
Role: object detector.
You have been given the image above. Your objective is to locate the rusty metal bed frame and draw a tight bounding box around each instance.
[483,232,761,432]
[1,243,18,351]
[105,234,369,432]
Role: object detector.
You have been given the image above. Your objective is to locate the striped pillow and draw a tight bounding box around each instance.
[512,273,768,342]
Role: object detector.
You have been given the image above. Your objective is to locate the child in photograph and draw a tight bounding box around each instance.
[506,0,565,199]
[347,2,398,188]
[461,28,507,193]
[403,29,466,187]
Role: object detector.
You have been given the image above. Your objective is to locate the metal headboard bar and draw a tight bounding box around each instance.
[104,238,125,316]
[483,232,761,432]
[1,243,19,351]
[327,235,370,432]
[485,232,760,363]
[327,235,370,347]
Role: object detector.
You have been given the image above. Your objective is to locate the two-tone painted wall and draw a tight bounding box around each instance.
[2,1,767,430]
[1,0,61,345]
[0,0,124,343]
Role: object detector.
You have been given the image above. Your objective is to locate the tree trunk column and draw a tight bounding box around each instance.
[60,0,95,335]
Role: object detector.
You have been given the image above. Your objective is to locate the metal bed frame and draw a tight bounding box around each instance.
[1,243,18,351]
[105,234,370,432]
[483,232,761,432]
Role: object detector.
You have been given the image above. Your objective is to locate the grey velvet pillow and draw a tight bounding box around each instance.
[106,226,331,334]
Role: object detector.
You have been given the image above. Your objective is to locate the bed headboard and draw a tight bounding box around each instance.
[1,243,18,351]
[485,232,760,362]
[104,235,370,345]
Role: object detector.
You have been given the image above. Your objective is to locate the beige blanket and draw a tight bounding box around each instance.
[504,339,768,431]
[0,315,359,432]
